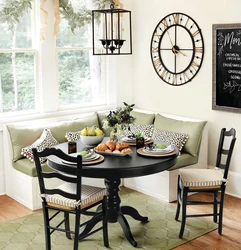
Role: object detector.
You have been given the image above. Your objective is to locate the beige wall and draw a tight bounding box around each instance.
[131,0,241,177]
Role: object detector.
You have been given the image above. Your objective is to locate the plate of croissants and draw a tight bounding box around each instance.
[94,141,132,156]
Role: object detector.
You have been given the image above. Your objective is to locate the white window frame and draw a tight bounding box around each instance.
[0,0,116,124]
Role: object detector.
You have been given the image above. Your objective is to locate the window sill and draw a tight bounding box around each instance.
[0,104,115,131]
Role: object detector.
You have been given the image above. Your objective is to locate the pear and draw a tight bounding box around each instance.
[87,128,96,136]
[80,127,88,136]
[95,127,103,136]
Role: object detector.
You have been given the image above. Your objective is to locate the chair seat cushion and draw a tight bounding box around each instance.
[41,183,107,208]
[179,169,225,187]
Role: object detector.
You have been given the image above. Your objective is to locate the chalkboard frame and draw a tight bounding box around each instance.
[212,23,241,113]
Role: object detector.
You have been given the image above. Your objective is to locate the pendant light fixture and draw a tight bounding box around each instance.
[92,0,132,55]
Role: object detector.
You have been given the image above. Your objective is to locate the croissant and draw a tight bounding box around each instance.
[105,141,116,151]
[121,148,132,154]
[116,143,129,151]
[95,143,108,152]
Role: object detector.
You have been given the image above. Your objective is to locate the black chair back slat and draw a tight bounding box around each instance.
[216,128,236,180]
[32,147,82,201]
[45,188,77,200]
[42,172,78,184]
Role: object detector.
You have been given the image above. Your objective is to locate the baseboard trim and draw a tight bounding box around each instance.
[208,165,241,199]
[0,173,5,195]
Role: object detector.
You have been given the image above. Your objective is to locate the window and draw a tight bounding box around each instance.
[0,0,108,117]
[57,0,106,109]
[0,0,37,114]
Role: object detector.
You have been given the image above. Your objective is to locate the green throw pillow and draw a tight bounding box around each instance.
[130,111,155,125]
[153,114,207,157]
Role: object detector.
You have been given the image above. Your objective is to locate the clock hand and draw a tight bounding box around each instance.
[176,49,187,57]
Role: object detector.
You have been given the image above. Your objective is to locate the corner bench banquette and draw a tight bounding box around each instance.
[3,109,207,210]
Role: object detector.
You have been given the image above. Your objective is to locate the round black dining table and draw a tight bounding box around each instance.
[47,139,178,247]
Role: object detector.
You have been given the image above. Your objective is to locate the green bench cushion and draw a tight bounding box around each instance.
[154,114,207,157]
[7,113,99,162]
[168,152,198,171]
[13,152,197,177]
[13,159,52,177]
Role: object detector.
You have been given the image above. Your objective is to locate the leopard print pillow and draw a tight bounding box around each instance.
[65,131,81,142]
[124,124,154,138]
[21,129,59,163]
[152,129,188,151]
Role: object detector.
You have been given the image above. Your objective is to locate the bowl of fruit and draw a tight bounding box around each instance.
[80,126,104,146]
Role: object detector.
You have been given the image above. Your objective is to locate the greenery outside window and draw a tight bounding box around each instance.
[57,0,106,109]
[0,0,37,114]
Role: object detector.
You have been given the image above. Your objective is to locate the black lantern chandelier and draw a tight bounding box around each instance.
[92,1,132,55]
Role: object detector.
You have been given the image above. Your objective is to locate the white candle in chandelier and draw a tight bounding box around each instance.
[101,14,106,39]
[106,14,111,39]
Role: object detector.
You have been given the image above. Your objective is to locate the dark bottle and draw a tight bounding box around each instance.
[136,137,145,149]
[68,141,77,154]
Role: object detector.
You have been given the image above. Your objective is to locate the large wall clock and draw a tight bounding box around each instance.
[150,12,204,86]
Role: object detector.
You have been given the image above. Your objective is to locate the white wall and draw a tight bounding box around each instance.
[131,0,241,197]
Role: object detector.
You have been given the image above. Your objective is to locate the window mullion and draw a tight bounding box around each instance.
[38,0,58,113]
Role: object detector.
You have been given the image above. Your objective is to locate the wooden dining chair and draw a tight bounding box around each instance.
[32,147,109,250]
[175,128,236,238]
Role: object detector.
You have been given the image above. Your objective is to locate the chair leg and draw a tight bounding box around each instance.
[64,212,72,239]
[42,205,51,250]
[73,209,81,250]
[175,176,181,221]
[179,187,188,238]
[102,196,109,247]
[213,190,218,223]
[218,188,225,235]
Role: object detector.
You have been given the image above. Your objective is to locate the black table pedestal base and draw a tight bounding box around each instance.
[78,178,148,247]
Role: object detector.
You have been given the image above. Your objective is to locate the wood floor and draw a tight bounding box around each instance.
[0,192,241,249]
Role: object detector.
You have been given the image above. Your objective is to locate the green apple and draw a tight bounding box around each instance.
[136,132,142,137]
[80,127,88,136]
[95,127,103,136]
[79,150,88,157]
[156,143,166,149]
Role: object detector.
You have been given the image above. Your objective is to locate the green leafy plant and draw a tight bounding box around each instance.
[103,102,135,131]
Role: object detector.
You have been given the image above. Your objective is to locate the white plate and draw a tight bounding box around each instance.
[122,136,150,143]
[143,145,174,155]
[69,152,100,162]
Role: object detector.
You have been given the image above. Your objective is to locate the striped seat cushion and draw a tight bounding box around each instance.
[41,183,106,208]
[179,169,226,188]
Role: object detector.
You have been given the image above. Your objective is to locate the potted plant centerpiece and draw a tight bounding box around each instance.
[103,102,135,142]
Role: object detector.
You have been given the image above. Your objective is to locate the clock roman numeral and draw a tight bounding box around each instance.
[195,47,203,53]
[162,18,169,28]
[152,47,159,53]
[192,30,200,37]
[161,69,169,80]
[154,32,161,38]
[173,13,180,24]
[153,58,162,69]
[172,74,177,85]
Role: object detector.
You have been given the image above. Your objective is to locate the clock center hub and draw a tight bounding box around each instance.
[172,45,180,54]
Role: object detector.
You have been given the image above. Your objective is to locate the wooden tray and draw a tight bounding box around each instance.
[137,147,177,157]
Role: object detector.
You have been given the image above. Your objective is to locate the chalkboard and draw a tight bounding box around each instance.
[212,23,241,113]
